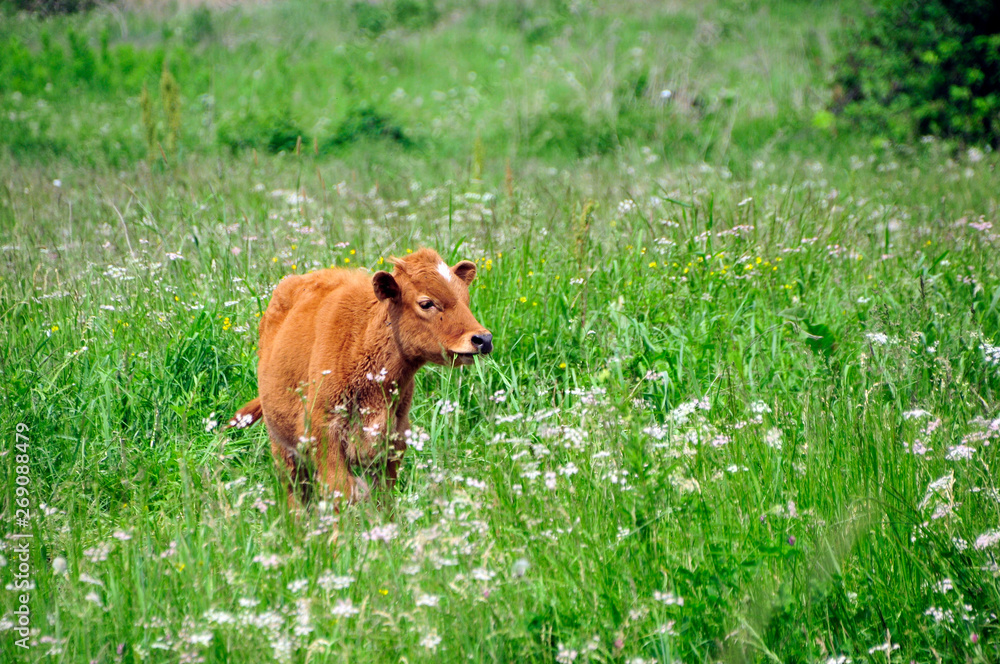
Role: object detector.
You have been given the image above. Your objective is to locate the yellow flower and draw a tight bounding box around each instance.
[174,295,180,301]
[406,248,413,254]
[519,296,527,303]
[350,249,356,255]
[485,260,493,271]
[51,325,59,332]
[378,256,385,265]
[379,588,389,596]
[559,362,567,369]
[756,257,762,264]
[292,264,297,271]
[344,258,350,264]
[648,261,657,268]
[291,244,297,250]
[272,257,278,263]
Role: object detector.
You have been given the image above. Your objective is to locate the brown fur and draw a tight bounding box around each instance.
[229,248,491,505]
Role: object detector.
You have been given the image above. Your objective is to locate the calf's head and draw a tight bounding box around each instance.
[373,248,492,365]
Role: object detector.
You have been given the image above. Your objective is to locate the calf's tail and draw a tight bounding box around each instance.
[225,397,263,430]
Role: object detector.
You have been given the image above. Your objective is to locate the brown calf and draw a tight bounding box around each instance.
[228,248,492,505]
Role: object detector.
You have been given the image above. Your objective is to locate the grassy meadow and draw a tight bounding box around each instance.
[2,0,1000,662]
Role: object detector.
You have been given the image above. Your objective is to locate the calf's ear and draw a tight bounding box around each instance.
[373,271,401,301]
[452,260,477,285]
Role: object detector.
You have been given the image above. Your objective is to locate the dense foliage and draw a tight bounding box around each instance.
[833,0,1000,145]
[4,0,98,15]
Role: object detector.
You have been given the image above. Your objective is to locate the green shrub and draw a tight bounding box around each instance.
[185,6,215,45]
[391,0,439,29]
[320,105,412,152]
[217,110,306,154]
[8,0,97,15]
[351,1,391,36]
[524,108,617,157]
[832,0,1000,145]
[350,0,439,36]
[0,30,175,95]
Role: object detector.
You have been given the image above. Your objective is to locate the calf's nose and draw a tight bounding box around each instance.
[471,331,493,355]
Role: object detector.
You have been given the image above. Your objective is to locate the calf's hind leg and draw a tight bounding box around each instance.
[270,441,314,507]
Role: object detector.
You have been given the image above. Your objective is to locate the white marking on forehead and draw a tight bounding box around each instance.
[437,261,452,282]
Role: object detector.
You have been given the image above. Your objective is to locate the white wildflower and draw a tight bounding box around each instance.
[203,412,219,432]
[765,428,783,450]
[251,553,283,569]
[317,572,355,591]
[420,629,442,650]
[945,444,975,460]
[471,567,496,582]
[436,399,458,415]
[415,593,439,607]
[617,199,637,216]
[511,558,530,578]
[974,530,1000,550]
[867,638,900,654]
[556,643,579,663]
[653,590,684,606]
[866,332,889,346]
[330,599,360,618]
[362,524,399,543]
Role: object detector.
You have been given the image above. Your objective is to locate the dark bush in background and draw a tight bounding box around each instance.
[833,0,1000,145]
[320,106,413,152]
[217,110,306,154]
[7,0,98,14]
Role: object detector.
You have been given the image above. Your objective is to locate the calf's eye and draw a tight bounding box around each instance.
[419,300,435,310]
